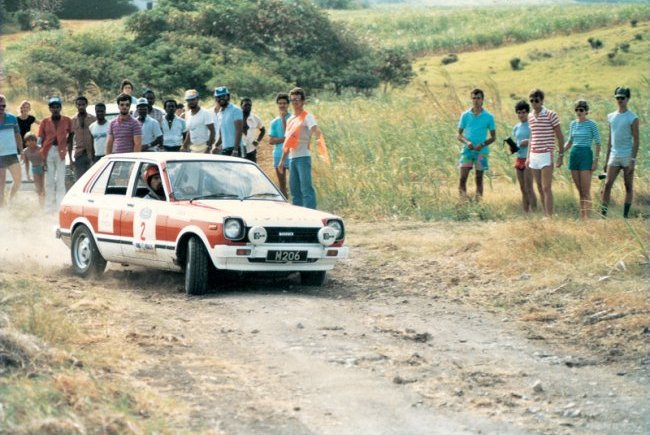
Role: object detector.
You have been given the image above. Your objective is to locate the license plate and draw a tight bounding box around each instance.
[266,250,308,263]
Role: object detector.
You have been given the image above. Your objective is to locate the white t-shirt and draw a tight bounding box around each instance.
[184,108,213,145]
[242,113,263,153]
[89,120,109,156]
[288,113,317,159]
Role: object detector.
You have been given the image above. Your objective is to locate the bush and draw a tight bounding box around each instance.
[634,33,643,41]
[441,53,458,65]
[509,57,523,71]
[619,42,630,52]
[14,10,33,30]
[588,37,603,49]
[630,19,638,27]
[58,0,137,19]
[34,12,60,30]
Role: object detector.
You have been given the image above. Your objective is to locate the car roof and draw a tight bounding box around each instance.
[106,152,251,164]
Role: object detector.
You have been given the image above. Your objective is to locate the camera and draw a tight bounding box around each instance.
[598,173,607,180]
[504,137,519,154]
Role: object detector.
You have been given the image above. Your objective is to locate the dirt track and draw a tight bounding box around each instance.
[1,208,648,434]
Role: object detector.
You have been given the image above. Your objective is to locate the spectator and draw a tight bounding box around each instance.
[17,100,39,139]
[161,99,186,152]
[241,97,265,162]
[106,94,142,155]
[212,86,243,157]
[601,87,639,218]
[38,96,72,213]
[0,95,23,207]
[525,88,564,218]
[135,97,163,152]
[564,100,601,219]
[68,96,96,180]
[175,102,185,118]
[143,89,164,125]
[268,93,291,197]
[278,87,321,209]
[181,89,214,153]
[457,88,496,200]
[119,79,138,106]
[21,133,45,207]
[89,103,109,162]
[512,100,536,213]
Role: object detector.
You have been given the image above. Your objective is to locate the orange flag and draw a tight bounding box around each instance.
[283,111,330,164]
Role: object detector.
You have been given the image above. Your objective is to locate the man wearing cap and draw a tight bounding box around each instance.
[143,89,164,126]
[181,89,215,154]
[212,86,243,157]
[136,97,163,152]
[601,86,640,218]
[241,97,265,163]
[0,94,24,207]
[106,94,142,155]
[68,96,96,180]
[38,96,72,213]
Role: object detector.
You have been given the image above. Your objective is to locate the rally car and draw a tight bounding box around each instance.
[56,153,348,295]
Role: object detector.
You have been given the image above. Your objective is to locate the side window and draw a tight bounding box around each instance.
[133,163,153,198]
[89,162,112,195]
[106,161,134,196]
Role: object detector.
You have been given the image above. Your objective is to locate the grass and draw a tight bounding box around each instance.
[330,4,650,55]
[0,276,181,432]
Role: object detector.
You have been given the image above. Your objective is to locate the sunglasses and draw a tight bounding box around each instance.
[0,104,6,108]
[529,98,541,103]
[575,108,586,112]
[290,98,303,102]
[615,96,627,101]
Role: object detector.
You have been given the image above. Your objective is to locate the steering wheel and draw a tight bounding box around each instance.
[181,185,197,195]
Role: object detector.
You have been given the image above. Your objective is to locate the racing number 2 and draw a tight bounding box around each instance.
[140,222,146,241]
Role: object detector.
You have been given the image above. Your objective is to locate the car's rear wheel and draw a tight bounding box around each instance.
[71,225,107,278]
[300,271,326,286]
[185,236,209,295]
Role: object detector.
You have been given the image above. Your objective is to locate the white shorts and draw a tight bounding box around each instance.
[607,154,631,168]
[529,151,553,170]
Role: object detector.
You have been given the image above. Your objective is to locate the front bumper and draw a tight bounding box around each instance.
[212,244,349,271]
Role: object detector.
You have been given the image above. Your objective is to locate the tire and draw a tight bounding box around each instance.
[185,237,209,295]
[71,225,107,278]
[300,271,326,286]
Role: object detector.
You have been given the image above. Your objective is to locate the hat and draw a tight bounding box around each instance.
[614,86,630,99]
[48,96,62,106]
[214,86,229,97]
[184,89,199,100]
[136,97,149,107]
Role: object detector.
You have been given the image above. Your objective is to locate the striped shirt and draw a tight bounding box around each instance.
[528,107,560,154]
[108,116,142,154]
[568,119,601,148]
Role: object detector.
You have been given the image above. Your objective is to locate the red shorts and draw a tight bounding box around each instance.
[514,157,527,170]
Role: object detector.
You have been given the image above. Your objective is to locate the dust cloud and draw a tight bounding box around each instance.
[0,196,69,271]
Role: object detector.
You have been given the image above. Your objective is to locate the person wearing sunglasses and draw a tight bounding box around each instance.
[525,88,564,218]
[563,100,601,219]
[601,87,639,219]
[0,95,24,207]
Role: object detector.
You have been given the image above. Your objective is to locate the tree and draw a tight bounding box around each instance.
[26,0,62,14]
[58,0,136,19]
[377,48,414,94]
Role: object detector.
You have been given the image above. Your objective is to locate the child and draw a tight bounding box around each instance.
[21,132,45,207]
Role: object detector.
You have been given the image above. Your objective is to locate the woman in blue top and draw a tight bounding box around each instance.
[512,100,537,213]
[564,100,601,219]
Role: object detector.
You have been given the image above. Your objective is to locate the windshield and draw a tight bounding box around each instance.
[166,160,283,202]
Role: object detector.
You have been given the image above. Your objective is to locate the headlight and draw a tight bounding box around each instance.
[326,219,344,241]
[223,218,245,240]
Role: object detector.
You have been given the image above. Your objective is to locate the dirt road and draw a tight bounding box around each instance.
[1,209,648,434]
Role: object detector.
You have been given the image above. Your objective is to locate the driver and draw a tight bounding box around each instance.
[143,165,165,200]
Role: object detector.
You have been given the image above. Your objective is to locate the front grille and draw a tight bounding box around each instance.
[246,227,320,244]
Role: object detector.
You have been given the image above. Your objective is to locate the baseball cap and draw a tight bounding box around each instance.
[48,96,62,106]
[136,97,149,107]
[214,86,229,97]
[614,86,631,99]
[184,89,199,100]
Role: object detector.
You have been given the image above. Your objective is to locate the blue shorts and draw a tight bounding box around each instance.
[569,147,593,171]
[459,149,489,171]
[273,151,290,169]
[31,164,44,175]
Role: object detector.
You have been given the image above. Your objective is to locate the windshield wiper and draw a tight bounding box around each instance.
[190,193,240,203]
[241,192,283,200]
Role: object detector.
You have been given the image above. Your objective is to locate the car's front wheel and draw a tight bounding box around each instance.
[71,225,107,278]
[185,236,209,295]
[301,271,326,286]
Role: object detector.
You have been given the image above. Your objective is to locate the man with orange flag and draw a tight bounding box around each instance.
[278,87,327,209]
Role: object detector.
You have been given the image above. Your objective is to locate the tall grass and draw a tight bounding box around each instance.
[331,4,650,55]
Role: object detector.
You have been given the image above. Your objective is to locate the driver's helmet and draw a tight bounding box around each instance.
[144,165,160,186]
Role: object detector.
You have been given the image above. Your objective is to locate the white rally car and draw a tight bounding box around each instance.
[56,153,348,295]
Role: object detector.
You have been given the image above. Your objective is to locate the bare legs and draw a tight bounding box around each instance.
[532,165,554,217]
[571,169,592,219]
[459,167,483,200]
[601,165,634,217]
[0,163,21,206]
[516,168,537,213]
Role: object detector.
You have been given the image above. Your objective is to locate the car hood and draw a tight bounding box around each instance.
[189,200,337,226]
